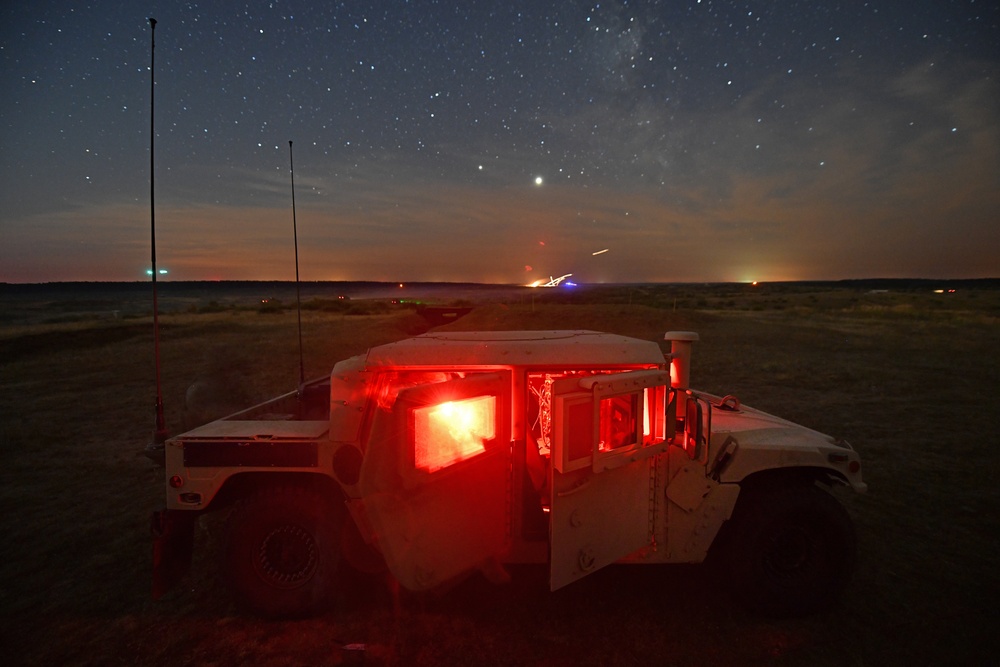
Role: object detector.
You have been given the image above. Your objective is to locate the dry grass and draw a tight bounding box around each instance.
[1,283,998,666]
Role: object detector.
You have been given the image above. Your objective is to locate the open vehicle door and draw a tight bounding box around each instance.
[358,372,511,591]
[549,370,672,589]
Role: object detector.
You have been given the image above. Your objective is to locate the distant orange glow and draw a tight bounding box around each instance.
[3,166,996,282]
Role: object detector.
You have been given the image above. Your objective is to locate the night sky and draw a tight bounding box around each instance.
[2,1,998,284]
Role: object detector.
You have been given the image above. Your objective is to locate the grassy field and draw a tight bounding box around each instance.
[1,282,998,666]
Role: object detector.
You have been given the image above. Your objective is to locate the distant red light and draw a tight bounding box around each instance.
[849,460,860,474]
[169,475,184,488]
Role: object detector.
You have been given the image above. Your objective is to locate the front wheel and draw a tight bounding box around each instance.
[225,485,344,617]
[720,483,857,617]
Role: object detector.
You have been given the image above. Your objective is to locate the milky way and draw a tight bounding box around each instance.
[1,1,998,283]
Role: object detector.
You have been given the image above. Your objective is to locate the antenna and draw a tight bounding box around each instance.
[289,140,305,388]
[149,17,168,446]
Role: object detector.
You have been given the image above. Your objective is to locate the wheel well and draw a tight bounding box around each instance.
[709,466,848,560]
[737,466,848,495]
[207,472,346,513]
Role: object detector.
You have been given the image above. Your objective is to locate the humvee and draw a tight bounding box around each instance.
[152,330,865,617]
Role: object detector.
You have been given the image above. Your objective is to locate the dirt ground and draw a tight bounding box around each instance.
[1,280,998,666]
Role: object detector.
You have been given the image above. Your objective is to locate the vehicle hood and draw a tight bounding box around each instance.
[701,393,866,493]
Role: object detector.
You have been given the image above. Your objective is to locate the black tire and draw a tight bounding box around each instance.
[224,485,344,617]
[721,483,856,617]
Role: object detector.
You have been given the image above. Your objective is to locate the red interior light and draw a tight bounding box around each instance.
[598,394,637,451]
[413,395,495,472]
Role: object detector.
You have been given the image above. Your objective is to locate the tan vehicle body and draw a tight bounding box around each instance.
[156,330,865,616]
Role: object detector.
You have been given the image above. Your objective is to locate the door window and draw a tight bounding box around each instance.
[552,369,671,474]
[412,394,496,472]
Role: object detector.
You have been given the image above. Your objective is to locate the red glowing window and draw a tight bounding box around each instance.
[413,395,496,472]
[552,370,671,473]
[597,386,668,452]
[643,385,667,444]
[598,394,638,451]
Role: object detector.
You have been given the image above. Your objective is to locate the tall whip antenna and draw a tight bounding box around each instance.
[289,140,305,388]
[149,17,168,445]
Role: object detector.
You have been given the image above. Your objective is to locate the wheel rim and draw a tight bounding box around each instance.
[253,524,318,589]
[762,524,819,581]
